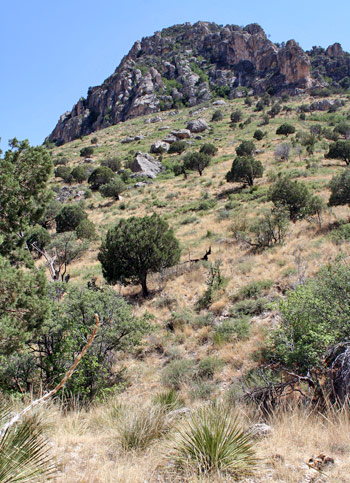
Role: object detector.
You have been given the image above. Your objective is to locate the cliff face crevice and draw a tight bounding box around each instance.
[48,21,324,145]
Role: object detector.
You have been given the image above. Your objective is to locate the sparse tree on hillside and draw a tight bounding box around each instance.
[329,169,350,206]
[325,140,350,165]
[98,214,181,296]
[183,152,211,176]
[226,156,263,187]
[235,140,256,157]
[276,123,296,136]
[268,176,312,222]
[55,204,88,233]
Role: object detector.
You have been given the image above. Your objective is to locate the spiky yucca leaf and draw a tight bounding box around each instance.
[0,411,56,483]
[172,403,257,475]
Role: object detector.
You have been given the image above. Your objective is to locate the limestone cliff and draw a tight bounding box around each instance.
[48,21,318,145]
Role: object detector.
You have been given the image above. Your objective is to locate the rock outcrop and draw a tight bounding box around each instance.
[130,152,162,178]
[48,21,331,145]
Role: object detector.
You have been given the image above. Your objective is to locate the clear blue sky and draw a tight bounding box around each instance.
[1,0,349,151]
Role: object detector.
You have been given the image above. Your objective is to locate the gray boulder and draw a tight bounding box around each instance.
[171,129,191,139]
[186,118,209,133]
[212,99,226,105]
[310,99,334,111]
[130,152,162,179]
[150,141,169,153]
[163,135,178,144]
[121,136,136,144]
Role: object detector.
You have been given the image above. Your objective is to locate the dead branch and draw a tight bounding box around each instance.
[0,314,100,436]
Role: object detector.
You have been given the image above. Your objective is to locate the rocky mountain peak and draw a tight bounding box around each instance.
[48,21,341,145]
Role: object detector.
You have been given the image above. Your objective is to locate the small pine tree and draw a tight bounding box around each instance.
[226,156,263,186]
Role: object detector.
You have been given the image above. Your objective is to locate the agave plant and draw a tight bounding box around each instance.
[172,403,257,476]
[0,407,56,482]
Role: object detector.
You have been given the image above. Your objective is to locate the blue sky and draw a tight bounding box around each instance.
[1,0,349,152]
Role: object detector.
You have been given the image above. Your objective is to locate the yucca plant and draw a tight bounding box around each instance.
[153,389,185,411]
[0,408,56,482]
[172,403,257,476]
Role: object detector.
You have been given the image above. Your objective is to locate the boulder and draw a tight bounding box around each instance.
[310,99,335,111]
[248,423,273,438]
[150,141,169,153]
[186,118,209,133]
[130,152,162,179]
[212,99,226,105]
[171,129,191,139]
[121,136,136,144]
[163,135,178,144]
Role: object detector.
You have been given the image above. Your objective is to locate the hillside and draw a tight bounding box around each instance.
[47,20,350,145]
[3,60,350,479]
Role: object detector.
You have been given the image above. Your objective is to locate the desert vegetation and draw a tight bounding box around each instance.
[3,86,350,481]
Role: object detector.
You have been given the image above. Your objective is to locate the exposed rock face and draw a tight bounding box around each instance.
[48,21,330,145]
[308,43,350,85]
[171,129,191,139]
[130,152,162,178]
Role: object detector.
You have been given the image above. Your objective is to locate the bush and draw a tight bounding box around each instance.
[197,357,223,379]
[231,109,243,123]
[236,279,274,300]
[80,146,94,157]
[268,176,312,222]
[53,156,68,166]
[248,207,289,248]
[101,156,122,172]
[213,318,250,345]
[91,137,98,144]
[329,169,350,206]
[26,225,51,253]
[325,140,350,165]
[98,213,181,296]
[269,262,350,373]
[162,359,196,389]
[276,123,296,136]
[118,405,170,450]
[168,140,186,154]
[75,219,97,240]
[183,152,211,176]
[55,204,88,233]
[172,403,256,475]
[54,166,72,182]
[226,156,263,186]
[274,143,291,161]
[211,110,224,122]
[253,129,265,141]
[71,165,88,183]
[88,166,115,190]
[235,140,256,157]
[199,143,218,156]
[99,177,126,199]
[153,389,184,410]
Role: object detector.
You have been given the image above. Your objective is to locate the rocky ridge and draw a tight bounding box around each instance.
[48,21,347,145]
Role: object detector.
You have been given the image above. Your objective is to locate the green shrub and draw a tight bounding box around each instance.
[211,110,224,122]
[88,166,115,190]
[172,403,257,475]
[183,152,211,176]
[329,222,350,244]
[329,169,350,206]
[276,123,296,136]
[101,157,122,172]
[162,359,196,389]
[253,129,265,141]
[54,166,72,182]
[199,143,218,156]
[235,140,256,157]
[230,298,267,317]
[269,261,350,373]
[213,318,251,345]
[99,177,126,199]
[80,146,94,157]
[268,175,313,222]
[55,204,88,233]
[71,165,88,183]
[236,279,273,300]
[26,225,51,253]
[197,357,223,379]
[231,110,243,123]
[190,381,215,400]
[168,141,186,154]
[75,219,97,240]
